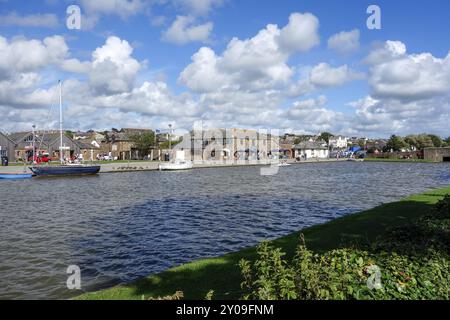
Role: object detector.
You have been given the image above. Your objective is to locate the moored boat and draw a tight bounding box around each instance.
[29,80,101,177]
[347,158,364,162]
[29,165,100,176]
[158,160,193,171]
[278,161,291,167]
[0,173,33,179]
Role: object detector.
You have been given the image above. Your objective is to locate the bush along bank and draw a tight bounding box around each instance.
[238,195,450,300]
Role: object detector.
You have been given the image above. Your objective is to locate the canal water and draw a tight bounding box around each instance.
[0,162,449,299]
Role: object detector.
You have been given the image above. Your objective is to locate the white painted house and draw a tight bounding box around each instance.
[293,141,329,159]
[328,135,348,149]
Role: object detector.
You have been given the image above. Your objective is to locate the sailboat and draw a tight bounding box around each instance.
[30,81,101,177]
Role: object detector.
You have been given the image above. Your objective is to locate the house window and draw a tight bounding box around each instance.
[24,135,33,142]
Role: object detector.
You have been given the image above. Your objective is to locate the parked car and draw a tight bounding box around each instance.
[28,154,51,163]
[101,154,114,161]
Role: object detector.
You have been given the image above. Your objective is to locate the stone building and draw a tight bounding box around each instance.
[102,128,156,160]
[0,131,16,161]
[176,128,280,161]
[423,147,450,162]
[8,131,99,161]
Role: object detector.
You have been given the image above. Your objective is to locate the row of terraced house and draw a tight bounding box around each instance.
[0,129,160,162]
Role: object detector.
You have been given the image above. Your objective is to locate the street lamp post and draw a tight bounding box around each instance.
[168,124,172,150]
[32,125,36,164]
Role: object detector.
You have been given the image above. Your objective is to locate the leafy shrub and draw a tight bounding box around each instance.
[239,197,450,300]
[240,239,449,300]
[434,194,450,219]
[147,291,184,300]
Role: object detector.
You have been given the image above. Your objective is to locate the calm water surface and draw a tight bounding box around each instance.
[0,162,449,299]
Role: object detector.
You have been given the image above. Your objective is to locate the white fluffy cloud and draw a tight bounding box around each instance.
[349,95,450,137]
[180,12,320,93]
[309,63,363,88]
[2,14,449,137]
[367,41,450,100]
[0,34,199,132]
[343,40,450,136]
[89,36,142,94]
[327,29,360,54]
[278,12,320,53]
[0,35,68,79]
[162,15,213,45]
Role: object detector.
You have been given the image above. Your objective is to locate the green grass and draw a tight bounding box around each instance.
[76,186,450,300]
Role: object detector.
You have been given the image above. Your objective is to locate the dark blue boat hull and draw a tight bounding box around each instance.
[30,165,101,176]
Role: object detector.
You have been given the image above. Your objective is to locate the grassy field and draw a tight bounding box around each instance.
[77,186,450,300]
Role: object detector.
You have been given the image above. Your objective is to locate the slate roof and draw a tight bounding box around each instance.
[293,141,328,150]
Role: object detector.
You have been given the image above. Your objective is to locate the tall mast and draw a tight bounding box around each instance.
[59,80,63,164]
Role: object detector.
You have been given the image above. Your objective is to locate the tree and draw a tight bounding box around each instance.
[444,137,450,147]
[416,134,434,149]
[129,131,155,159]
[319,132,334,144]
[65,130,74,139]
[405,135,419,149]
[386,135,407,152]
[357,139,366,149]
[428,134,443,148]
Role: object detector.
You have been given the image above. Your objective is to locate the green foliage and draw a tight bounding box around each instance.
[319,132,334,144]
[65,130,74,139]
[434,195,450,219]
[386,135,408,152]
[159,139,181,149]
[204,290,215,300]
[147,291,184,300]
[129,131,155,158]
[240,242,297,300]
[239,197,450,300]
[428,134,443,148]
[405,134,443,150]
[444,137,450,147]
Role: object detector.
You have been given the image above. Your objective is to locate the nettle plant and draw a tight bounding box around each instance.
[239,196,450,300]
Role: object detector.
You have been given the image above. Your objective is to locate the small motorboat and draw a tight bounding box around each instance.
[0,173,33,180]
[347,158,364,162]
[278,162,291,167]
[159,159,193,171]
[278,160,291,167]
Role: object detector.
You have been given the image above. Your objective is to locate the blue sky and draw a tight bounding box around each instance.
[0,0,449,138]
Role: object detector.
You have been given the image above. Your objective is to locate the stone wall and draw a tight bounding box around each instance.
[423,147,450,162]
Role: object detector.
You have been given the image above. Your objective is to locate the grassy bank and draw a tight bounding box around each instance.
[77,186,450,300]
